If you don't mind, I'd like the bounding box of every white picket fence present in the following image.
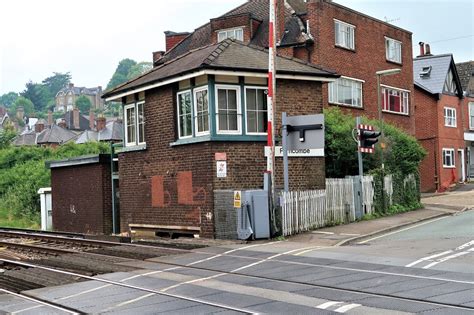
[281,176,374,236]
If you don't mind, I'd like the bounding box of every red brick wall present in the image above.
[415,88,465,191]
[304,0,415,135]
[51,162,111,234]
[118,79,325,238]
[166,34,189,52]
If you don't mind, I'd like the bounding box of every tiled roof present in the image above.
[103,39,338,98]
[37,125,77,144]
[413,54,456,95]
[75,120,123,144]
[158,0,307,64]
[13,131,37,146]
[456,61,474,95]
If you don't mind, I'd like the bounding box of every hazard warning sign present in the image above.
[233,191,241,208]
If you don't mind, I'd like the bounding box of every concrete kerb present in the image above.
[334,211,455,247]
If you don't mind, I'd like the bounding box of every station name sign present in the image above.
[265,146,324,157]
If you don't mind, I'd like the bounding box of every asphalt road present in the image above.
[0,211,472,314]
[297,210,474,274]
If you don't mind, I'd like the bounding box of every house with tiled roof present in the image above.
[155,0,415,134]
[414,45,464,192]
[456,60,474,180]
[103,38,339,238]
[55,83,104,112]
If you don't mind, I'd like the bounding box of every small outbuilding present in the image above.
[47,154,113,234]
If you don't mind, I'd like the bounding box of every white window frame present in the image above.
[442,148,455,168]
[334,19,355,50]
[215,84,241,135]
[469,102,474,130]
[381,85,410,115]
[193,86,210,136]
[444,107,457,128]
[176,90,193,139]
[124,102,146,147]
[244,86,268,135]
[385,37,402,64]
[137,101,146,145]
[217,27,244,42]
[124,103,136,147]
[328,76,364,108]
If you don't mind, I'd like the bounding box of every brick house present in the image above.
[456,61,474,179]
[103,39,338,237]
[157,0,415,134]
[55,83,104,112]
[414,46,464,192]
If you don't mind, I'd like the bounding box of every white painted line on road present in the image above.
[422,251,470,269]
[456,240,474,251]
[334,303,361,313]
[100,292,156,313]
[358,216,448,244]
[340,233,360,236]
[312,231,335,235]
[405,250,453,267]
[317,301,343,309]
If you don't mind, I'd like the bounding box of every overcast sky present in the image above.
[0,0,472,95]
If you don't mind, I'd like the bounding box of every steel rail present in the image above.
[0,259,257,314]
[0,241,78,255]
[0,288,84,314]
[141,259,474,312]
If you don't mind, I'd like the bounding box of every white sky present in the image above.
[0,0,472,95]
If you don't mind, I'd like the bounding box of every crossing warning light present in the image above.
[358,124,381,154]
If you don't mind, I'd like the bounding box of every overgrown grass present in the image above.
[361,202,424,221]
[0,142,111,228]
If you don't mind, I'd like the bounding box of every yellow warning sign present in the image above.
[233,191,241,208]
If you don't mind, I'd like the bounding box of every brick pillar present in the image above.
[89,111,95,130]
[73,108,80,130]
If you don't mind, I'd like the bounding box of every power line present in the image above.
[430,34,473,43]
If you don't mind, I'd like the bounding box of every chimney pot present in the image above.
[425,43,431,56]
[418,42,425,56]
[58,119,67,129]
[68,83,74,89]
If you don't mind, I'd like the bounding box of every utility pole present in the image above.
[267,0,277,230]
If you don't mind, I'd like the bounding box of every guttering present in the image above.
[104,69,338,102]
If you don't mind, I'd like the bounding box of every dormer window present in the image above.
[420,66,432,77]
[217,27,243,42]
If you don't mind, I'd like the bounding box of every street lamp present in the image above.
[376,68,401,212]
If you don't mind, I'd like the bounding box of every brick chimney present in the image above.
[164,31,190,51]
[96,116,106,132]
[68,83,74,89]
[58,119,67,129]
[35,120,45,133]
[89,111,95,130]
[73,108,80,130]
[277,0,286,45]
[47,110,53,126]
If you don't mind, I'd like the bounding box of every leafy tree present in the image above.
[75,95,92,114]
[127,62,152,80]
[11,97,34,116]
[0,127,16,149]
[42,72,71,97]
[324,107,425,178]
[106,58,137,90]
[0,92,19,108]
[20,81,51,112]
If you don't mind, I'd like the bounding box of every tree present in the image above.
[11,97,34,116]
[127,62,152,80]
[20,81,51,112]
[324,107,425,178]
[42,72,71,97]
[106,58,137,90]
[0,92,19,108]
[75,95,92,114]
